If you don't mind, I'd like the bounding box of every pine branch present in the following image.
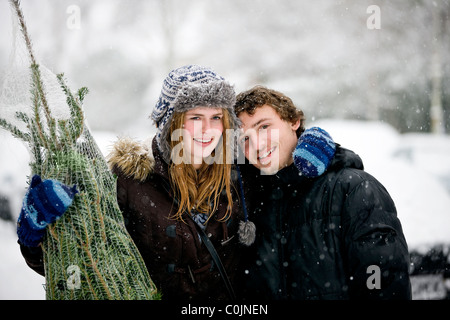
[30,64,60,151]
[0,117,29,142]
[56,73,85,143]
[9,0,36,66]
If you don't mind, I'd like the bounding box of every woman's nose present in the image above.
[202,119,211,132]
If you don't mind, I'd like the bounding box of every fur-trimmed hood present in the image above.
[107,136,156,183]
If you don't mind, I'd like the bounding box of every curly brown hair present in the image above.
[234,85,306,137]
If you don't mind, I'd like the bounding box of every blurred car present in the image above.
[0,193,12,222]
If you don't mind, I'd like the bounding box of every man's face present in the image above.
[238,104,300,175]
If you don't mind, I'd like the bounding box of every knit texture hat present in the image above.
[151,65,239,163]
[17,174,78,247]
[293,127,336,177]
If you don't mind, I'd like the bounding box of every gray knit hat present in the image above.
[151,65,239,163]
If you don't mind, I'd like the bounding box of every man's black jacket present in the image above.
[238,145,412,300]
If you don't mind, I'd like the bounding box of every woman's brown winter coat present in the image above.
[108,136,245,300]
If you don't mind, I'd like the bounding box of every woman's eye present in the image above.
[212,116,222,120]
[240,136,249,144]
[260,124,269,130]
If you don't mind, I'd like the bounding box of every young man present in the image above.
[235,86,411,300]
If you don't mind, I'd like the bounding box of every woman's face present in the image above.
[182,107,224,169]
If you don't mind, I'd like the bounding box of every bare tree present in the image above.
[430,1,446,134]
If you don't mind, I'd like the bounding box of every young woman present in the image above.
[106,65,246,300]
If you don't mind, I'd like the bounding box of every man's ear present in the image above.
[291,119,301,131]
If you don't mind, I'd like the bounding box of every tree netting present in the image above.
[0,0,160,300]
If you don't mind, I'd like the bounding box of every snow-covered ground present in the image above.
[1,119,450,299]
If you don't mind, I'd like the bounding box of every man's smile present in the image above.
[257,146,277,164]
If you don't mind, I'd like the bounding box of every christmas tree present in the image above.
[0,0,160,300]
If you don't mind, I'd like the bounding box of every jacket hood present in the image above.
[107,136,158,182]
[329,144,364,172]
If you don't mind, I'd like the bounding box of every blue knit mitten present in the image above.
[293,127,336,177]
[17,175,78,247]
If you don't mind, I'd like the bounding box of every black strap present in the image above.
[159,178,236,299]
[188,214,236,300]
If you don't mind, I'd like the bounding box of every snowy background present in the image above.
[0,0,449,300]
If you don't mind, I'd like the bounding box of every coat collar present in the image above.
[107,135,161,182]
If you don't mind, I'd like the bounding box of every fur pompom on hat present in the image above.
[150,65,239,163]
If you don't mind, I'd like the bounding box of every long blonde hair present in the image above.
[167,109,234,222]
